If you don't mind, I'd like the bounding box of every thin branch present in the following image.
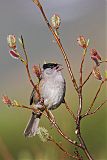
[20,36,35,87]
[80,48,87,87]
[49,137,80,160]
[64,100,76,120]
[82,99,107,118]
[7,101,82,149]
[99,60,107,64]
[20,35,40,98]
[82,79,106,117]
[81,71,93,88]
[76,48,94,160]
[77,49,87,123]
[76,131,94,160]
[33,0,79,93]
[44,110,82,149]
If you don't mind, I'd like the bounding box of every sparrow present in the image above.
[24,63,66,137]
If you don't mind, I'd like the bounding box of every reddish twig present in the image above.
[75,48,94,160]
[49,137,80,160]
[6,100,82,149]
[82,99,107,118]
[99,60,107,64]
[32,0,78,93]
[81,71,93,88]
[44,110,82,149]
[77,48,87,123]
[82,79,106,117]
[64,100,76,120]
[20,35,35,88]
[20,35,40,98]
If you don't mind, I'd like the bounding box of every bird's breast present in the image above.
[39,76,65,110]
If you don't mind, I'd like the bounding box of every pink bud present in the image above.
[33,65,42,80]
[2,96,12,106]
[91,49,102,66]
[91,49,101,60]
[9,50,19,59]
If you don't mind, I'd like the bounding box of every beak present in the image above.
[55,64,63,71]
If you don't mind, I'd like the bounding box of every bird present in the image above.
[24,62,66,137]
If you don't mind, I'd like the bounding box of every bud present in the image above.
[93,67,102,80]
[77,36,87,49]
[2,95,12,106]
[37,127,50,142]
[9,50,19,59]
[13,100,19,106]
[33,0,40,6]
[7,35,16,49]
[75,129,79,135]
[51,14,61,30]
[91,49,101,60]
[33,65,42,80]
[91,49,101,66]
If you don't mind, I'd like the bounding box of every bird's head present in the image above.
[42,63,63,78]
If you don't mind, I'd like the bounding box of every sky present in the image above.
[0,0,106,94]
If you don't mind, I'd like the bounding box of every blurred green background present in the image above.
[0,0,106,160]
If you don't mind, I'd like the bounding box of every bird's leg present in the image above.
[39,97,56,125]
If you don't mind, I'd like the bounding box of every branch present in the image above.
[2,95,83,149]
[82,79,106,117]
[99,60,107,64]
[64,100,76,120]
[49,138,81,160]
[32,0,79,93]
[82,99,107,118]
[44,109,82,149]
[81,59,107,88]
[77,48,87,123]
[20,35,40,98]
[81,71,93,88]
[75,47,94,160]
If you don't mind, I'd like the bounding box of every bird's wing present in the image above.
[30,86,40,105]
[30,88,35,105]
[62,79,66,103]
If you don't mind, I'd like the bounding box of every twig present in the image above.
[77,48,87,123]
[32,0,79,93]
[81,71,93,88]
[82,59,107,88]
[9,101,82,149]
[49,137,81,160]
[99,60,107,64]
[82,99,107,118]
[44,110,82,149]
[76,47,94,160]
[64,100,76,120]
[20,36,35,87]
[80,48,87,87]
[82,79,106,117]
[20,35,40,98]
[76,130,94,160]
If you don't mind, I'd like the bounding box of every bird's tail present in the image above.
[24,112,42,137]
